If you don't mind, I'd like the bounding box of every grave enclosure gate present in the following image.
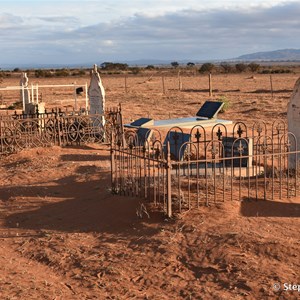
[111,121,299,217]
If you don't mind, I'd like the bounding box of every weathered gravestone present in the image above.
[88,64,105,125]
[20,73,46,115]
[20,72,31,113]
[287,77,300,169]
[27,101,46,115]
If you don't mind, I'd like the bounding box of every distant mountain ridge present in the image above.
[2,49,300,69]
[236,49,300,61]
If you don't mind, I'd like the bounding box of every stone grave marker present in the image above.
[287,77,300,169]
[20,72,31,113]
[88,64,105,125]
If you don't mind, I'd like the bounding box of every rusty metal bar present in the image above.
[166,142,172,217]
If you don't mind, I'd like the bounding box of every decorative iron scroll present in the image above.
[0,106,123,155]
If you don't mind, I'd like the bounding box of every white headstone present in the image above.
[287,77,300,168]
[20,72,31,109]
[88,64,105,116]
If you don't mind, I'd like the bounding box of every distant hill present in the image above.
[3,49,300,70]
[236,49,300,61]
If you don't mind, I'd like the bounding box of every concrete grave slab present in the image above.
[125,100,232,129]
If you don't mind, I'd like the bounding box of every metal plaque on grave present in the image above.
[222,137,253,167]
[129,118,154,128]
[136,128,153,146]
[164,131,190,161]
[196,101,224,119]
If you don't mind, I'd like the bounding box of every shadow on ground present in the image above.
[240,197,300,217]
[249,89,293,94]
[2,170,163,237]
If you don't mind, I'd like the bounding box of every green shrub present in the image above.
[7,101,23,110]
[217,95,230,113]
[145,65,155,70]
[187,62,195,67]
[171,61,179,68]
[259,69,293,74]
[199,63,215,73]
[248,63,260,72]
[35,69,53,78]
[100,62,128,71]
[71,69,86,76]
[55,68,70,77]
[235,63,247,73]
[129,67,140,75]
[259,70,271,74]
[220,63,234,73]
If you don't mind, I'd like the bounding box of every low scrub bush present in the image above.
[217,95,230,113]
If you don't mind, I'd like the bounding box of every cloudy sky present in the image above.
[0,0,299,66]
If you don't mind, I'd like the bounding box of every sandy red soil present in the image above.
[0,73,300,299]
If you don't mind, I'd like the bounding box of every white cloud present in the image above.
[102,40,114,46]
[0,13,23,29]
[0,1,299,64]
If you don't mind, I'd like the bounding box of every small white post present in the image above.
[162,76,165,94]
[31,84,34,103]
[36,83,39,103]
[270,75,274,99]
[85,82,88,113]
[21,83,25,112]
[74,85,77,111]
[209,73,213,97]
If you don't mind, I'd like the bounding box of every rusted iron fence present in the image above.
[111,120,299,217]
[0,106,123,156]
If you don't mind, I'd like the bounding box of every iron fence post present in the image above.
[111,132,115,193]
[0,120,2,155]
[166,141,172,217]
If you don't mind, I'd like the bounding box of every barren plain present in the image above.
[0,72,299,299]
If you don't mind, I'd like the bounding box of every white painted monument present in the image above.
[287,77,300,169]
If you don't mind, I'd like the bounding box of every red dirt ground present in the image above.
[0,73,300,299]
[0,145,299,299]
